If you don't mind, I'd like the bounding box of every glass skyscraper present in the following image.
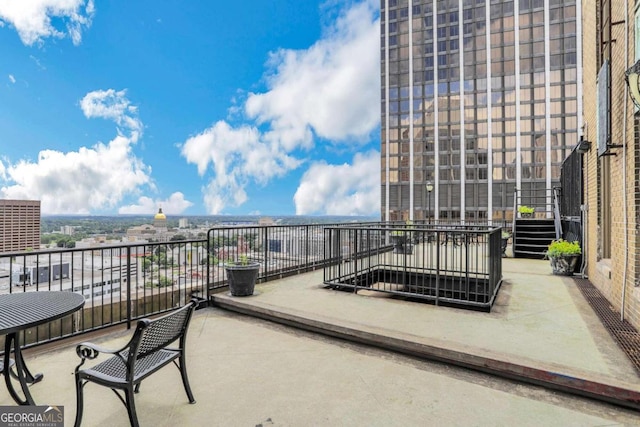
[381,0,582,223]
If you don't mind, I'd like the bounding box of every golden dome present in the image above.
[154,208,166,220]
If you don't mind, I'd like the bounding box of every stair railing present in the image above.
[512,188,519,254]
[552,187,562,240]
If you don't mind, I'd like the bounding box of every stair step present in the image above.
[513,216,558,259]
[514,249,548,254]
[515,242,551,247]
[513,250,547,259]
[515,239,553,245]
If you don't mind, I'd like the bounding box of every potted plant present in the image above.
[390,230,412,254]
[225,255,260,296]
[547,239,581,276]
[518,205,535,218]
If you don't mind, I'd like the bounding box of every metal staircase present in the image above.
[512,218,556,259]
[511,187,560,259]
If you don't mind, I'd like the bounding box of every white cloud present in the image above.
[0,89,153,215]
[180,121,301,214]
[294,150,380,216]
[182,0,380,214]
[118,192,193,215]
[0,0,95,46]
[8,74,15,83]
[29,55,46,70]
[245,0,380,150]
[0,136,151,214]
[80,89,143,141]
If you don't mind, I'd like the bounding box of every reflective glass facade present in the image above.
[381,0,581,222]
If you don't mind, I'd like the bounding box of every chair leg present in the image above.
[178,355,196,403]
[124,386,140,427]
[74,375,84,427]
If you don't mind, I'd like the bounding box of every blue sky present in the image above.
[0,0,380,216]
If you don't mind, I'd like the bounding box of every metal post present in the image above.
[426,182,434,242]
[426,182,433,225]
[126,246,132,329]
[263,226,269,279]
[435,230,440,306]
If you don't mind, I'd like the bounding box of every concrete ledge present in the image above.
[212,294,640,411]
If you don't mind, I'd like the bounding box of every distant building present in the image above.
[126,224,162,240]
[153,208,168,231]
[259,217,275,226]
[0,199,41,253]
[179,218,189,228]
[126,208,172,242]
[60,225,75,235]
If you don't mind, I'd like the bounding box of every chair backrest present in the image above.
[131,299,197,360]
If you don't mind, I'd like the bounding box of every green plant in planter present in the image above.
[547,239,581,276]
[518,205,535,216]
[547,239,581,257]
[230,254,251,265]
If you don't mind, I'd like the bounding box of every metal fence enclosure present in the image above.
[323,225,503,311]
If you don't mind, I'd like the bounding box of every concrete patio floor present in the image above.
[212,257,640,408]
[2,257,640,426]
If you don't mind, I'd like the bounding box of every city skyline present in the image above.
[0,0,381,217]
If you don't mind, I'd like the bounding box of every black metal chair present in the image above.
[74,299,198,427]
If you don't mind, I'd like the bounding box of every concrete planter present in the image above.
[501,238,509,257]
[549,255,579,276]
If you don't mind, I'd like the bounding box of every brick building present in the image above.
[582,0,640,329]
[0,199,41,253]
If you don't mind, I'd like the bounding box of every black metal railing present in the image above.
[514,187,555,218]
[1,222,382,351]
[553,187,562,239]
[558,147,584,248]
[0,220,505,351]
[560,147,583,220]
[0,240,207,350]
[205,222,380,294]
[323,224,503,311]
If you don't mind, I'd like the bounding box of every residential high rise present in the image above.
[0,199,41,253]
[381,0,581,223]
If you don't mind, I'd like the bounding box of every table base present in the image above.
[4,333,44,405]
[0,358,15,374]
